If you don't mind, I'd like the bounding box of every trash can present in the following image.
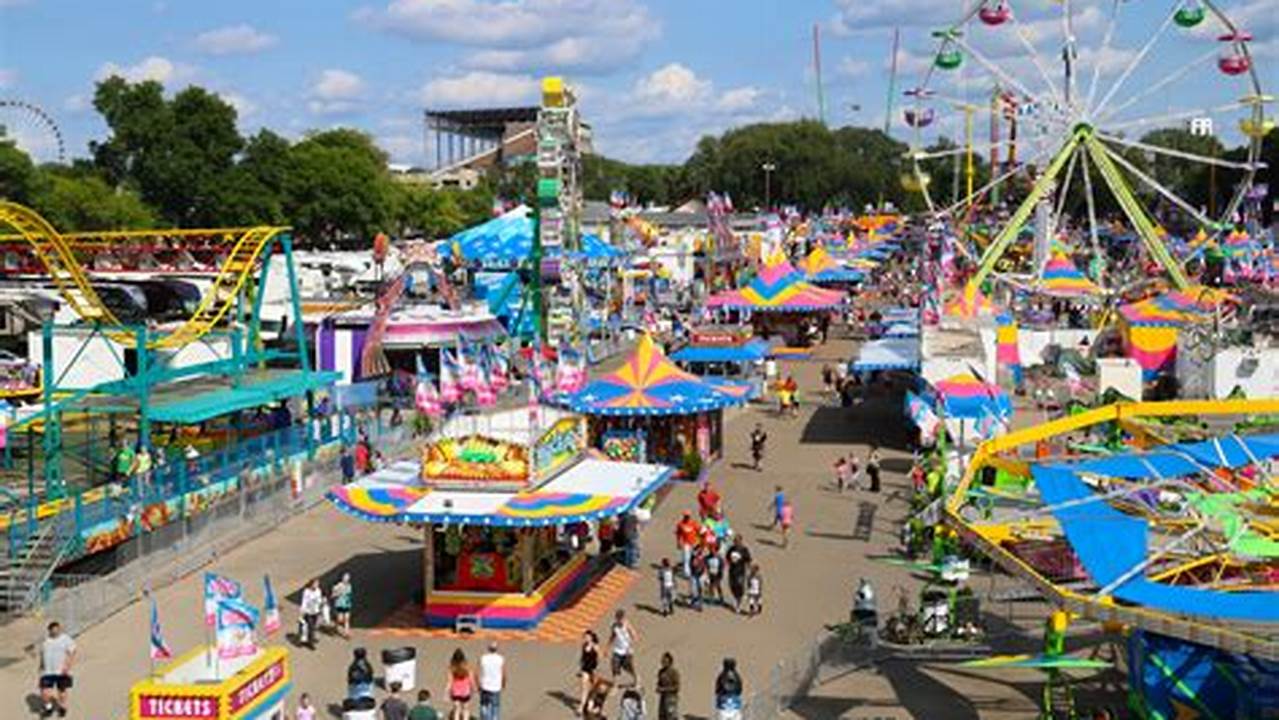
[341,696,377,720]
[382,646,417,692]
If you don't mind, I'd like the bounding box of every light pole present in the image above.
[761,161,777,210]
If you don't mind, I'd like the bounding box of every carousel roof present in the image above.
[562,334,752,416]
[327,458,672,527]
[706,254,845,312]
[932,373,1012,420]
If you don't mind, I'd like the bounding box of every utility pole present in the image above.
[813,23,827,126]
[884,28,900,136]
[762,162,777,210]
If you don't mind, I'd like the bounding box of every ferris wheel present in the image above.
[902,0,1270,292]
[0,99,66,164]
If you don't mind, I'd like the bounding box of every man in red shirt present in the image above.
[675,512,700,580]
[697,481,721,520]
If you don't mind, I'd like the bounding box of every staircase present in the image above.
[0,515,75,618]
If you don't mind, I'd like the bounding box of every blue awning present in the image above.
[852,338,920,371]
[670,338,771,363]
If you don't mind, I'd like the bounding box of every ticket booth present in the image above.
[130,646,291,720]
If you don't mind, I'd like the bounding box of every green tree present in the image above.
[31,166,157,230]
[90,78,245,226]
[0,138,39,204]
[283,128,394,243]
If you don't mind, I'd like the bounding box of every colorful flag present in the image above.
[439,349,462,403]
[905,391,941,441]
[149,598,173,661]
[215,598,260,660]
[204,573,243,627]
[262,575,280,636]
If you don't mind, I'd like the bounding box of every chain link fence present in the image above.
[739,630,853,720]
[36,422,417,637]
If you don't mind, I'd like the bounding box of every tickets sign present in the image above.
[135,695,219,719]
[228,657,286,714]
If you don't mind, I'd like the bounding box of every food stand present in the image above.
[130,646,291,720]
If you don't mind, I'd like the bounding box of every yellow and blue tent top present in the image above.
[1037,252,1101,298]
[327,458,673,527]
[1119,287,1234,327]
[563,334,751,416]
[798,246,864,283]
[944,282,996,318]
[706,253,845,312]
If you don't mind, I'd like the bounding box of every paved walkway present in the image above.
[0,330,1052,719]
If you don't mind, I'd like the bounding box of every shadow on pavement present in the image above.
[799,403,913,451]
[284,547,420,630]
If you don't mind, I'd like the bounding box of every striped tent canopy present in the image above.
[933,373,1012,419]
[944,282,996,318]
[562,334,751,416]
[1119,287,1235,327]
[1037,252,1101,298]
[706,253,845,312]
[798,246,864,284]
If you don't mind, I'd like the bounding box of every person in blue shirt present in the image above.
[714,657,743,720]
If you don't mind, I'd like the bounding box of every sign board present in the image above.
[689,326,752,347]
[533,417,585,481]
[131,646,291,720]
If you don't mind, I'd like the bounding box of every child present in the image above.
[704,548,724,605]
[833,456,849,493]
[658,558,676,616]
[848,454,862,491]
[745,564,763,616]
[780,500,794,548]
[619,685,647,720]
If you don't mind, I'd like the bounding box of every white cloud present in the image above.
[837,57,869,78]
[378,134,422,164]
[0,69,15,88]
[717,86,761,112]
[308,69,365,114]
[633,63,712,106]
[194,24,278,55]
[417,71,538,107]
[64,94,89,112]
[357,0,659,73]
[832,0,964,32]
[96,56,192,84]
[223,92,258,118]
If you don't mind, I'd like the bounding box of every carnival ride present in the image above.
[0,202,332,613]
[945,398,1279,672]
[904,0,1269,296]
[0,99,66,164]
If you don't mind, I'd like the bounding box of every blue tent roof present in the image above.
[852,338,920,372]
[445,212,623,266]
[670,338,771,363]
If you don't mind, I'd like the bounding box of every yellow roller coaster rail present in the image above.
[0,202,287,349]
[946,398,1279,661]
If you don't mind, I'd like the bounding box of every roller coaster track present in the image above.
[0,202,287,349]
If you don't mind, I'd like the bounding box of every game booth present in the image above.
[561,334,752,466]
[670,326,770,388]
[130,646,291,720]
[327,407,673,629]
[705,253,845,346]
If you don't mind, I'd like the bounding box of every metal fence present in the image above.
[739,631,852,720]
[34,421,418,637]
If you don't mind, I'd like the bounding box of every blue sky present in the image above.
[0,0,1274,167]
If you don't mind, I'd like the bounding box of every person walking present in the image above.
[382,682,410,720]
[38,621,76,718]
[658,558,676,616]
[833,456,849,492]
[577,630,600,716]
[300,579,324,649]
[687,548,705,611]
[409,690,439,720]
[674,512,699,580]
[295,692,318,720]
[347,647,375,699]
[446,648,475,720]
[705,546,725,605]
[609,609,639,688]
[477,642,505,720]
[340,445,356,484]
[583,679,612,720]
[768,486,786,530]
[714,658,744,720]
[655,652,680,720]
[780,499,794,549]
[848,453,862,491]
[725,536,752,614]
[749,424,767,471]
[867,446,882,493]
[331,573,353,639]
[745,564,763,616]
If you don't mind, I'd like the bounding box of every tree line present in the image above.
[0,77,494,242]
